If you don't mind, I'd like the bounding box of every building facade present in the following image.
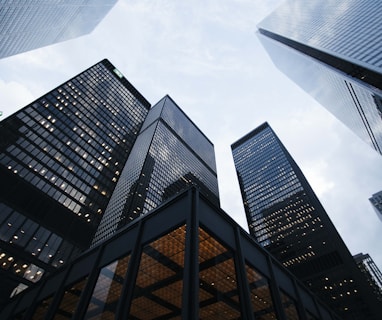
[231,122,382,319]
[0,59,150,304]
[1,188,340,320]
[354,253,382,303]
[0,0,117,59]
[92,95,219,245]
[369,190,382,222]
[257,0,382,156]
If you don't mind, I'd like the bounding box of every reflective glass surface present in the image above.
[198,227,241,319]
[55,277,88,319]
[258,0,382,73]
[0,0,117,58]
[32,295,54,319]
[129,225,186,319]
[245,263,276,319]
[280,291,300,320]
[0,59,149,299]
[85,254,131,319]
[94,96,218,244]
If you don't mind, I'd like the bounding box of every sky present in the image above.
[1,0,381,270]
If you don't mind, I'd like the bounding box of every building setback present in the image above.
[257,0,382,156]
[231,122,382,319]
[0,59,150,304]
[0,0,117,59]
[92,95,220,245]
[0,188,341,320]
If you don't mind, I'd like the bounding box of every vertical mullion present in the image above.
[181,188,199,319]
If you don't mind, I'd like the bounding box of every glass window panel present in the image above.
[306,310,319,320]
[245,263,277,319]
[85,254,130,319]
[32,295,54,319]
[280,290,301,320]
[198,228,241,319]
[54,277,88,319]
[129,225,186,319]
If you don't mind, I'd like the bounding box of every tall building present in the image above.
[1,188,340,320]
[354,253,382,303]
[369,190,382,222]
[0,59,150,304]
[92,95,219,245]
[0,0,117,59]
[257,0,382,156]
[231,122,382,319]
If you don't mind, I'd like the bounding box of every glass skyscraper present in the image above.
[257,0,382,155]
[0,0,117,59]
[354,253,382,303]
[369,190,382,222]
[93,95,219,245]
[231,122,382,319]
[0,59,150,304]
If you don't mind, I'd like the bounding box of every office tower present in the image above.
[0,0,117,59]
[257,0,382,156]
[93,95,219,245]
[1,188,340,320]
[354,253,382,302]
[369,191,382,222]
[0,59,150,304]
[231,122,382,319]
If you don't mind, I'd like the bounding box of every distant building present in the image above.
[0,188,340,320]
[92,95,219,245]
[354,253,382,302]
[0,59,150,304]
[369,190,382,222]
[0,0,117,59]
[231,122,382,319]
[257,0,382,156]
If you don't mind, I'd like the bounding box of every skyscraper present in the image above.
[257,0,382,156]
[93,95,219,245]
[1,188,339,320]
[0,0,117,59]
[0,59,150,304]
[354,253,382,303]
[369,190,382,222]
[231,122,382,319]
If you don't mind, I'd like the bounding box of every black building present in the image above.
[353,253,382,303]
[92,95,219,245]
[0,59,150,303]
[1,188,340,320]
[231,122,382,319]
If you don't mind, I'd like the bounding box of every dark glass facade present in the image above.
[231,123,382,319]
[93,95,219,245]
[369,191,382,222]
[0,188,340,320]
[257,0,382,156]
[0,0,117,59]
[353,253,382,303]
[0,59,150,303]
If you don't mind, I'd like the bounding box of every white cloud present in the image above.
[1,0,381,271]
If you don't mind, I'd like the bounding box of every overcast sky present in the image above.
[1,0,381,269]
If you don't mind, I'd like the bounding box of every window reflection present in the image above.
[32,295,54,319]
[129,225,186,319]
[280,290,300,320]
[245,263,277,319]
[198,227,241,319]
[85,254,130,319]
[54,277,88,319]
